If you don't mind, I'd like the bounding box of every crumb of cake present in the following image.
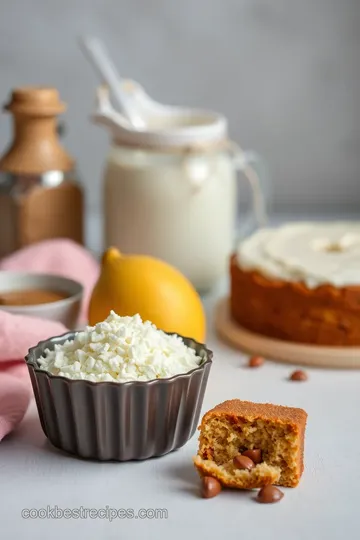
[194,399,307,488]
[194,456,280,489]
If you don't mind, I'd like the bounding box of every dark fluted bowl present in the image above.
[25,331,213,461]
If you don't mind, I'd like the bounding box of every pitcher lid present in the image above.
[93,84,228,150]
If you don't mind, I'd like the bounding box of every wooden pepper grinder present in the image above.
[0,87,84,258]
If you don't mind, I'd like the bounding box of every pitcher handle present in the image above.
[229,142,271,241]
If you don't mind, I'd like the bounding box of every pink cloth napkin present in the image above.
[0,239,100,441]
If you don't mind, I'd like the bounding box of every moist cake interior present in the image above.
[196,414,302,488]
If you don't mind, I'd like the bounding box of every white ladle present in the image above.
[78,36,146,129]
[79,35,217,132]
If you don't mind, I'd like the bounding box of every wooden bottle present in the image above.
[0,87,84,257]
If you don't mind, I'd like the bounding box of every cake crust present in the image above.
[230,254,360,346]
[203,399,307,425]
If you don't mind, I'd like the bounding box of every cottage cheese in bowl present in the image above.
[38,311,202,382]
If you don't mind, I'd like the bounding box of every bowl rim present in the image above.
[25,330,213,387]
[0,271,83,310]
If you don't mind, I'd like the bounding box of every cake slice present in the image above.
[194,399,307,488]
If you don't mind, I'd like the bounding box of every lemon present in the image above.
[89,247,206,342]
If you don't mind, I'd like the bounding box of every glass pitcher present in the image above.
[94,84,270,291]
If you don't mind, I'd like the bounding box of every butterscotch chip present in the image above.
[193,399,307,488]
[202,476,221,499]
[257,485,284,504]
[242,448,262,464]
[290,370,308,382]
[233,454,254,471]
[248,356,264,368]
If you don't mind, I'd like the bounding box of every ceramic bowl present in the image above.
[26,331,213,461]
[0,272,83,329]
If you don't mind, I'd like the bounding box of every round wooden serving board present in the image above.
[214,297,360,369]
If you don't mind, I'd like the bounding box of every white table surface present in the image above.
[1,214,360,540]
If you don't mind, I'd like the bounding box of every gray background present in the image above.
[0,0,359,214]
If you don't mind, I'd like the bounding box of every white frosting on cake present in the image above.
[236,222,360,288]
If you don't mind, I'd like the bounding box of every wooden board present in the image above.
[214,297,360,369]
